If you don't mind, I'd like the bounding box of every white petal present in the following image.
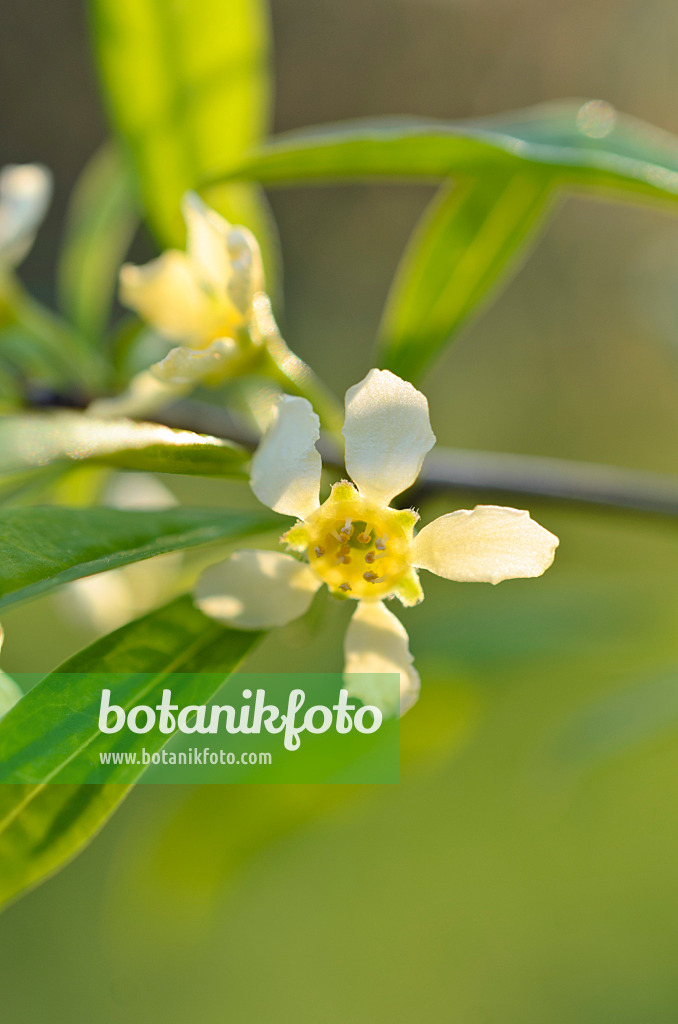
[0,163,52,268]
[194,550,321,629]
[411,505,559,584]
[0,671,22,718]
[342,369,436,505]
[182,192,264,316]
[182,192,232,295]
[88,369,190,420]
[0,625,22,718]
[344,600,420,717]
[250,395,322,518]
[150,338,239,384]
[119,252,218,342]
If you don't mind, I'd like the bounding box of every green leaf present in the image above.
[218,108,678,207]
[87,0,275,263]
[379,170,554,380]
[0,505,277,609]
[0,412,250,480]
[57,143,138,344]
[0,596,262,910]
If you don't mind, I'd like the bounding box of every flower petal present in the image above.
[250,395,322,518]
[183,192,263,317]
[182,192,233,295]
[0,626,22,718]
[88,369,190,420]
[342,369,436,505]
[344,600,420,717]
[411,505,559,584]
[120,251,217,342]
[150,338,239,385]
[194,550,321,629]
[0,163,52,268]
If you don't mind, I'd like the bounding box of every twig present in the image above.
[160,399,678,518]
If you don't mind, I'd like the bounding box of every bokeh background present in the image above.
[3,0,678,1021]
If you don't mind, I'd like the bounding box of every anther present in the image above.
[357,529,372,544]
[339,518,353,538]
[336,554,351,564]
[314,546,325,558]
[363,571,380,583]
[375,536,388,550]
[338,582,352,592]
[365,551,376,564]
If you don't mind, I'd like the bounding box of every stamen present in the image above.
[375,536,388,550]
[357,528,372,544]
[364,551,376,564]
[363,571,380,583]
[336,554,351,564]
[339,518,353,538]
[338,582,352,592]
[314,546,325,558]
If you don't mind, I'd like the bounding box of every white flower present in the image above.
[0,163,52,272]
[0,625,22,718]
[194,369,559,716]
[90,192,265,418]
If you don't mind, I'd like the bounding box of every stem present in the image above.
[407,447,678,517]
[160,400,678,519]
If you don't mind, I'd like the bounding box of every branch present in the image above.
[161,399,678,518]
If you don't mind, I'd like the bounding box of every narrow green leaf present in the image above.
[57,143,138,343]
[0,506,277,609]
[379,170,554,380]
[218,110,678,208]
[87,0,274,261]
[0,412,250,480]
[0,596,262,910]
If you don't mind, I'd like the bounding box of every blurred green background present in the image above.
[4,0,678,1021]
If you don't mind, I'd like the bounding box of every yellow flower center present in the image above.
[304,495,411,600]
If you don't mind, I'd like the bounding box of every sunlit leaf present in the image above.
[379,170,554,380]
[88,0,275,267]
[0,412,250,480]
[57,143,138,344]
[0,505,277,609]
[217,107,678,207]
[0,596,262,910]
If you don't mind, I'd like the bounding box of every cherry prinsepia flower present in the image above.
[194,369,559,716]
[90,192,265,417]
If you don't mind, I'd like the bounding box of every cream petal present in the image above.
[194,550,321,629]
[182,192,263,318]
[343,600,420,717]
[0,163,52,268]
[225,225,264,316]
[88,369,190,420]
[150,338,239,384]
[0,671,22,718]
[182,192,232,296]
[119,252,217,342]
[0,625,21,718]
[250,395,322,518]
[342,369,436,505]
[411,505,559,584]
